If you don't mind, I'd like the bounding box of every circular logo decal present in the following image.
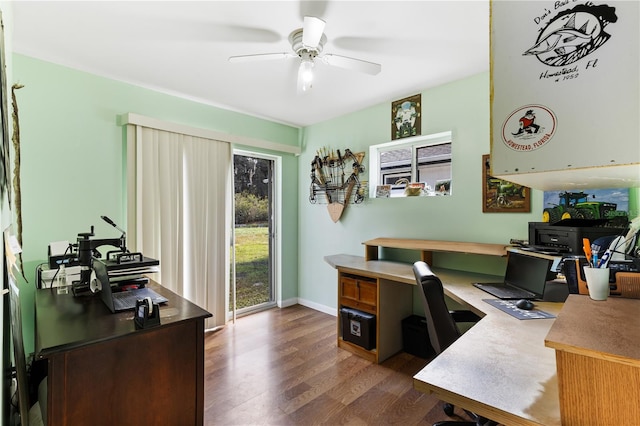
[501,105,557,151]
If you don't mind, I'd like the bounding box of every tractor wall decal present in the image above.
[542,191,629,227]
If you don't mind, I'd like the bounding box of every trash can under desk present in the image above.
[340,307,376,350]
[402,315,434,359]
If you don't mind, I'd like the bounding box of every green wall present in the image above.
[10,55,640,353]
[297,73,640,314]
[12,54,300,354]
[298,73,537,311]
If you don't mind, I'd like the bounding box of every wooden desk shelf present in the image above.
[363,237,508,263]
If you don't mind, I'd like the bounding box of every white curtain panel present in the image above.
[136,127,231,329]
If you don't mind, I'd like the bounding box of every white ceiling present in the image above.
[11,1,490,128]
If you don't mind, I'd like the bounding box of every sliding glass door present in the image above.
[230,151,277,318]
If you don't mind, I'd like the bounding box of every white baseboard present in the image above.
[296,298,337,317]
[278,297,299,308]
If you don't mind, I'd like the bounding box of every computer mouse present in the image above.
[515,299,535,310]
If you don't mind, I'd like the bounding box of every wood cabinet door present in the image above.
[340,276,359,302]
[47,320,202,425]
[357,280,377,307]
[340,274,377,314]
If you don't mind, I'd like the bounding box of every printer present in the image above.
[528,221,627,255]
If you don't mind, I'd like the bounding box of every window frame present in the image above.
[368,131,452,198]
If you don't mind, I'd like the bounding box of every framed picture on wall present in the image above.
[482,154,530,213]
[375,185,391,198]
[391,94,421,140]
[435,179,451,195]
[542,188,629,226]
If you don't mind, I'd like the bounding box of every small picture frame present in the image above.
[482,154,530,212]
[435,179,451,195]
[391,94,421,140]
[375,185,391,198]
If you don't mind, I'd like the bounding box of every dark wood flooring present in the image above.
[203,304,474,425]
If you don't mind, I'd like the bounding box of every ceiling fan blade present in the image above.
[322,54,382,75]
[133,19,282,43]
[298,0,329,21]
[332,36,400,54]
[302,16,326,48]
[229,53,293,63]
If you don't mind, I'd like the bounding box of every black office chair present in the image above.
[413,261,497,426]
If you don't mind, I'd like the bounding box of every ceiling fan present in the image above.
[228,16,382,94]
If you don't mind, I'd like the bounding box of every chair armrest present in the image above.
[449,310,481,323]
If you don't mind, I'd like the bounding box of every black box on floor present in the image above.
[401,315,434,359]
[340,307,376,350]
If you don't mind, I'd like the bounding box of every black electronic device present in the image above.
[563,256,640,295]
[93,259,167,313]
[103,251,159,271]
[609,259,640,278]
[47,250,76,269]
[515,299,535,310]
[528,222,627,255]
[473,251,553,300]
[47,240,79,269]
[75,216,128,293]
[562,256,587,294]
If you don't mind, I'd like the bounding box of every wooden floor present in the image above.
[203,304,474,425]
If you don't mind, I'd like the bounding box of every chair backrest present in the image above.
[413,261,461,355]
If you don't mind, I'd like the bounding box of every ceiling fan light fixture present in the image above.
[297,56,315,93]
[289,29,326,56]
[229,16,382,94]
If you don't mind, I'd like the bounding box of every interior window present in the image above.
[369,131,452,198]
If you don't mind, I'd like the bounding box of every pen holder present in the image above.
[134,297,161,329]
[583,267,610,301]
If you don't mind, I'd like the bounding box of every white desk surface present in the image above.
[325,253,563,426]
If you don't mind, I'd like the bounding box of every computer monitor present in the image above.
[504,251,553,299]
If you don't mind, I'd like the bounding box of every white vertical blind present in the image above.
[131,126,231,329]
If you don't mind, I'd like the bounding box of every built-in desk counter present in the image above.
[325,238,509,363]
[326,238,564,425]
